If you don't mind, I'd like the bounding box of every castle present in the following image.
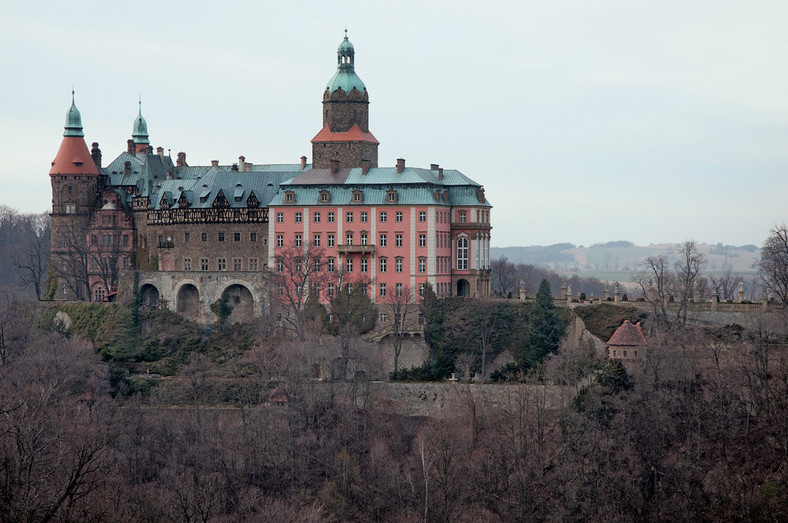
[48,33,492,323]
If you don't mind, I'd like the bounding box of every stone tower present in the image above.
[311,31,379,169]
[49,92,101,299]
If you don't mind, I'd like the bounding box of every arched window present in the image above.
[457,237,469,270]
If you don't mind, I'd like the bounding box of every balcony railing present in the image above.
[337,244,376,254]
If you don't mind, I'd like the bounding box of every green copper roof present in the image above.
[326,31,366,94]
[63,91,84,137]
[132,100,149,145]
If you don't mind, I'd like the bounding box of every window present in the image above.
[67,185,73,195]
[361,259,368,272]
[233,258,242,271]
[313,234,321,247]
[95,287,105,302]
[419,234,426,247]
[122,256,130,269]
[314,258,321,272]
[395,234,403,247]
[313,212,321,223]
[249,258,258,271]
[313,282,321,294]
[353,191,362,202]
[379,283,387,297]
[218,258,226,271]
[360,212,368,223]
[459,211,467,223]
[295,234,302,247]
[419,283,425,297]
[396,283,403,297]
[418,258,426,273]
[379,312,387,322]
[346,211,353,223]
[380,211,387,222]
[184,258,191,271]
[396,211,403,222]
[276,234,284,247]
[328,283,335,297]
[65,204,75,214]
[250,232,257,242]
[395,257,403,273]
[346,258,353,272]
[328,258,335,272]
[218,232,225,242]
[295,260,302,272]
[276,260,284,272]
[276,212,284,223]
[285,192,294,203]
[361,233,368,245]
[328,212,335,223]
[327,234,335,247]
[91,234,98,246]
[234,232,241,242]
[295,212,302,223]
[379,257,387,272]
[379,234,387,247]
[387,191,397,202]
[457,237,469,270]
[200,258,209,271]
[277,283,283,295]
[346,233,353,245]
[320,191,330,202]
[184,232,190,242]
[419,211,426,222]
[201,232,207,242]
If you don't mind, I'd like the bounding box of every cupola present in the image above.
[132,99,150,151]
[63,91,84,137]
[326,30,367,94]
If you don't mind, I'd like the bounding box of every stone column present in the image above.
[711,291,718,311]
[738,282,744,303]
[519,280,526,302]
[614,282,620,304]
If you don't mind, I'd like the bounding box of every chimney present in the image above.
[361,159,371,175]
[231,163,239,172]
[211,160,219,167]
[244,162,253,172]
[430,163,439,171]
[238,155,245,172]
[91,142,102,168]
[124,161,131,176]
[145,145,154,154]
[438,168,444,180]
[127,139,136,154]
[396,158,405,173]
[300,155,307,169]
[156,146,164,159]
[176,152,187,167]
[330,159,340,174]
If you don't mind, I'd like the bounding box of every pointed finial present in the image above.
[71,86,75,103]
[344,27,348,39]
[138,95,142,114]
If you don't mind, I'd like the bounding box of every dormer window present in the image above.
[352,189,364,203]
[386,189,398,203]
[319,190,331,203]
[285,191,296,204]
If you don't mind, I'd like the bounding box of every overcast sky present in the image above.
[1,0,786,248]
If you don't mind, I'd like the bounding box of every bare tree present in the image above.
[708,269,741,301]
[12,213,50,301]
[379,286,420,374]
[757,223,788,303]
[491,255,517,297]
[634,254,671,328]
[272,242,330,340]
[674,240,706,324]
[329,277,376,379]
[51,219,91,301]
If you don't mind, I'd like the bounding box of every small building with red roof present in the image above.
[606,320,648,361]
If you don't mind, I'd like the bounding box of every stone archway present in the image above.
[457,279,470,297]
[140,284,160,309]
[176,283,201,321]
[221,284,254,324]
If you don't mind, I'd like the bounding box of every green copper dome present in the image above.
[326,31,366,94]
[132,100,149,145]
[63,91,84,138]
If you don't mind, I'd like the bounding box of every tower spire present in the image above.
[132,96,150,149]
[63,89,84,137]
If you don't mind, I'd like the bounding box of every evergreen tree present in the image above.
[519,279,566,369]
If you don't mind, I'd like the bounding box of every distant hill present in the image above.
[491,242,760,277]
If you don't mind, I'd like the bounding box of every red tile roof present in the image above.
[607,320,648,346]
[311,123,379,144]
[49,137,100,176]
